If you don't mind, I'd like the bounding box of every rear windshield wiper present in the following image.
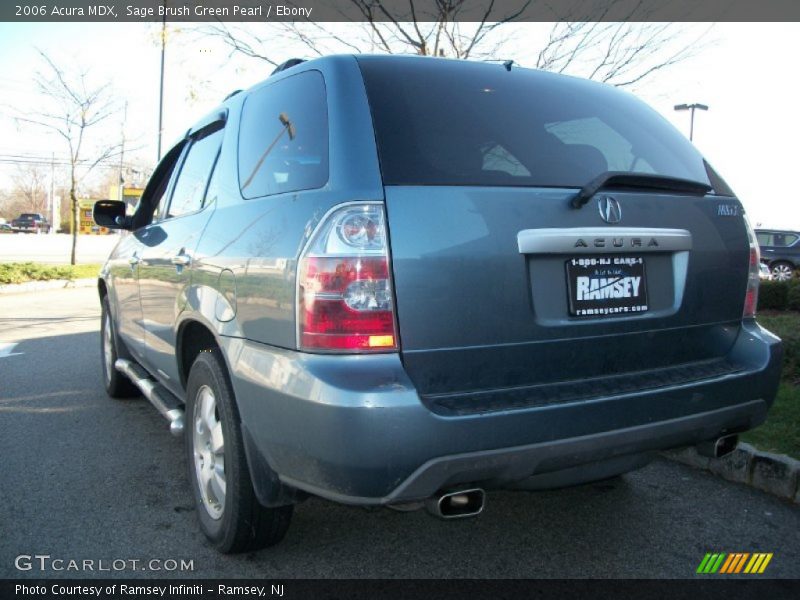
[571,171,713,209]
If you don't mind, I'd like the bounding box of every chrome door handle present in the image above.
[171,254,191,267]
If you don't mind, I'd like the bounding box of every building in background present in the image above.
[78,185,144,234]
[109,184,145,213]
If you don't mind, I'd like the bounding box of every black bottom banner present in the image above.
[3,579,800,600]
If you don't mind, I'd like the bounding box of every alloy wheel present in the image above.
[103,312,114,384]
[771,263,794,282]
[193,385,226,520]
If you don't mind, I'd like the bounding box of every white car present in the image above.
[759,262,772,281]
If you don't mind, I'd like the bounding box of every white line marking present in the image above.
[0,342,23,358]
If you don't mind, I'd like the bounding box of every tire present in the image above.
[185,349,292,553]
[100,296,139,398]
[770,262,795,282]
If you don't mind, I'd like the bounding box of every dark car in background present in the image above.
[755,229,799,281]
[11,212,50,233]
[93,55,783,553]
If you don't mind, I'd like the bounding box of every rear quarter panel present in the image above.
[188,56,385,350]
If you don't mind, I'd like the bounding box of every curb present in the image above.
[662,443,800,504]
[0,277,96,295]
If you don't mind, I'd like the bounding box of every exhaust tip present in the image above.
[697,434,738,458]
[425,488,485,520]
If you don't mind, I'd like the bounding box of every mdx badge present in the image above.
[598,196,622,224]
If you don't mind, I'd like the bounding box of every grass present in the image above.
[0,262,100,285]
[741,383,800,458]
[740,311,800,458]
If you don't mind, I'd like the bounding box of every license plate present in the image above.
[566,256,649,317]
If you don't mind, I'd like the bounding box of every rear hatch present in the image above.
[357,56,750,410]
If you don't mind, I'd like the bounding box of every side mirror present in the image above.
[93,200,129,230]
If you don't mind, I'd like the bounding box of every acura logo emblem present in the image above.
[598,196,622,224]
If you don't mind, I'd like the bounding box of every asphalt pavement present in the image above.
[1,287,799,579]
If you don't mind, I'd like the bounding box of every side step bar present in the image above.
[115,359,185,437]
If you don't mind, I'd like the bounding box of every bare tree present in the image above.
[533,20,709,87]
[206,1,531,65]
[10,164,49,215]
[204,0,708,88]
[0,189,30,222]
[16,51,120,264]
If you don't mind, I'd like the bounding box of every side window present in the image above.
[167,128,224,219]
[772,233,798,247]
[756,233,772,246]
[238,70,328,199]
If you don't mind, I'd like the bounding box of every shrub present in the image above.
[788,281,800,312]
[759,280,790,311]
[0,262,98,284]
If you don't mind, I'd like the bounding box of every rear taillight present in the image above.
[743,215,760,318]
[297,202,397,352]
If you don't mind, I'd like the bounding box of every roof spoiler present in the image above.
[271,58,306,76]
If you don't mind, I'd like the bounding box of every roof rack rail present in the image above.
[271,58,306,76]
[224,90,242,101]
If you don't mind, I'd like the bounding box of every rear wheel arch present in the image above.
[177,319,223,391]
[768,259,796,267]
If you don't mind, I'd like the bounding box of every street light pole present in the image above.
[157,2,167,161]
[674,103,709,141]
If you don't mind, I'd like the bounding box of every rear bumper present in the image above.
[223,320,782,506]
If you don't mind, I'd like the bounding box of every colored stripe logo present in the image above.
[697,553,773,574]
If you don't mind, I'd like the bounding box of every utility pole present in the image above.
[119,101,127,201]
[49,151,56,234]
[674,103,709,141]
[157,2,167,161]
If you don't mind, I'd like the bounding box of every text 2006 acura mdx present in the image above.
[94,55,783,553]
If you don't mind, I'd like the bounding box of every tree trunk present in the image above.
[70,188,78,265]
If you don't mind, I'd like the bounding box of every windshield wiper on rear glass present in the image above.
[571,171,713,209]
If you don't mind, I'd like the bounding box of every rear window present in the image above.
[358,57,713,189]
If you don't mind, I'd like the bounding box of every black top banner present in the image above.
[3,0,800,23]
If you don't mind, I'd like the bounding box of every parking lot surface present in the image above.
[0,233,118,264]
[1,287,799,579]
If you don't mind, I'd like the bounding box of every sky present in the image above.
[0,21,798,229]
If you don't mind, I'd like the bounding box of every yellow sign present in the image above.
[77,186,144,234]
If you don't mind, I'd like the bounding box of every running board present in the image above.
[114,359,185,437]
